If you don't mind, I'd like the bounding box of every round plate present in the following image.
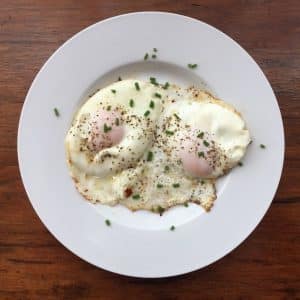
[18,12,284,278]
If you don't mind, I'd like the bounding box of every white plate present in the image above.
[18,12,284,278]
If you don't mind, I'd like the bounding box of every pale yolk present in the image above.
[179,137,213,177]
[88,109,124,151]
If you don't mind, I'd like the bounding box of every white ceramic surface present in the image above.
[18,12,284,278]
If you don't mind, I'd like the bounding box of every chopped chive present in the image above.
[184,202,189,207]
[154,92,161,98]
[188,63,198,69]
[165,130,174,136]
[118,76,122,81]
[197,132,204,139]
[150,77,158,86]
[144,53,149,60]
[153,47,157,52]
[149,100,155,109]
[152,54,157,59]
[260,144,266,149]
[203,140,209,147]
[147,151,153,161]
[198,151,204,158]
[111,89,116,94]
[107,105,111,111]
[157,206,165,215]
[201,180,205,185]
[172,183,180,188]
[174,113,181,120]
[103,123,112,133]
[132,194,140,200]
[162,82,170,90]
[170,225,175,231]
[144,110,150,117]
[105,219,111,226]
[115,118,120,126]
[164,166,170,172]
[134,82,140,91]
[157,183,163,188]
[238,162,243,166]
[53,108,60,117]
[129,99,134,107]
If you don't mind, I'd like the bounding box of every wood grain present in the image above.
[0,0,299,299]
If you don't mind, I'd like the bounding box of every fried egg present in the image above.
[65,79,250,213]
[157,85,251,179]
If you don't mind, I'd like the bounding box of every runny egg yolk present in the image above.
[179,135,213,177]
[87,109,124,151]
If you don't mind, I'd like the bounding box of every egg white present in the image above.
[65,80,250,213]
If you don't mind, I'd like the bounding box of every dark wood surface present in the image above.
[1,0,299,299]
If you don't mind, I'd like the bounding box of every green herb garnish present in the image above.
[154,92,161,98]
[152,54,157,59]
[118,76,122,81]
[157,183,163,188]
[197,132,204,139]
[147,151,153,161]
[174,113,181,121]
[184,203,189,207]
[203,140,209,147]
[107,105,111,111]
[157,206,165,215]
[164,166,170,172]
[170,225,175,231]
[54,108,60,117]
[115,118,120,126]
[144,53,149,60]
[162,82,170,90]
[153,47,157,52]
[201,180,205,185]
[238,162,243,166]
[111,89,116,94]
[105,219,111,226]
[198,151,204,158]
[188,63,198,69]
[129,99,134,107]
[172,183,180,188]
[103,123,112,133]
[149,100,155,109]
[165,130,174,136]
[150,77,158,86]
[132,194,140,200]
[144,110,150,117]
[134,82,140,91]
[260,144,266,149]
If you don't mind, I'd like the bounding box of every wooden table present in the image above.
[1,1,299,299]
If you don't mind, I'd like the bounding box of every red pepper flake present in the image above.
[124,187,133,198]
